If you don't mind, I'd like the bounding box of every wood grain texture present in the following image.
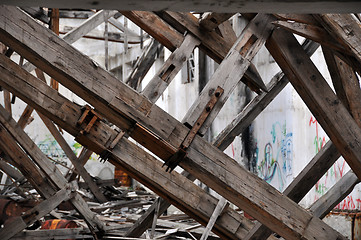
[0,8,346,239]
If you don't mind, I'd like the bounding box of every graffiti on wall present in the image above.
[37,135,82,166]
[309,116,361,210]
[256,121,293,191]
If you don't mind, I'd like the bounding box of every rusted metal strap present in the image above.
[77,105,102,135]
[163,86,224,172]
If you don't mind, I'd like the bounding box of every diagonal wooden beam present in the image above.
[267,28,361,181]
[123,11,264,92]
[0,8,347,239]
[126,39,162,89]
[309,170,360,219]
[157,11,265,92]
[273,20,347,53]
[199,13,235,31]
[0,53,259,240]
[142,33,200,102]
[319,14,361,64]
[182,14,271,135]
[323,47,361,126]
[22,9,118,73]
[213,39,319,151]
[38,112,107,203]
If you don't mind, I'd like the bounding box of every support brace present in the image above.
[163,86,224,172]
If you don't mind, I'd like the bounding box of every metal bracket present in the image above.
[98,130,126,163]
[77,105,102,135]
[163,86,224,172]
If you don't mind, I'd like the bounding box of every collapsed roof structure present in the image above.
[0,1,361,239]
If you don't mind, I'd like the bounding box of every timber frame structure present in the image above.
[0,2,361,239]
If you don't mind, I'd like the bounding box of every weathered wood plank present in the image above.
[273,20,347,53]
[213,39,319,151]
[182,14,271,135]
[309,170,360,219]
[273,14,320,25]
[200,197,227,240]
[0,8,346,239]
[126,39,162,89]
[38,112,107,203]
[320,14,361,63]
[121,11,183,51]
[3,90,12,115]
[199,13,235,31]
[142,34,200,103]
[0,53,258,240]
[323,47,361,126]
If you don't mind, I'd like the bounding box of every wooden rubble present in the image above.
[0,5,360,240]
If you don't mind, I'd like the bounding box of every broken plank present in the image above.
[11,228,92,240]
[0,105,105,232]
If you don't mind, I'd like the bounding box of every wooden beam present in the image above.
[0,53,260,240]
[267,28,361,181]
[200,198,227,240]
[273,14,320,25]
[22,9,118,73]
[199,13,235,31]
[3,90,11,115]
[108,16,140,37]
[309,170,360,219]
[124,11,264,91]
[121,11,183,52]
[0,8,346,239]
[273,20,348,54]
[63,10,118,44]
[182,14,271,135]
[142,34,200,103]
[213,39,319,151]
[323,47,361,126]
[3,0,361,13]
[126,39,162,89]
[38,112,108,203]
[319,14,361,64]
